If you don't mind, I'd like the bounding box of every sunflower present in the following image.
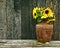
[41,7,54,19]
[47,18,55,24]
[41,13,48,18]
[33,7,40,19]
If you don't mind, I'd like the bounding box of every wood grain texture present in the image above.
[0,0,6,39]
[21,0,59,40]
[6,0,21,39]
[0,0,59,40]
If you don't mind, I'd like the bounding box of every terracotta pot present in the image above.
[36,23,53,43]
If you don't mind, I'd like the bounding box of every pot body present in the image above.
[36,23,53,43]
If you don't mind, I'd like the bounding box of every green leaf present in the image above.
[36,10,43,17]
[36,16,42,23]
[36,9,40,13]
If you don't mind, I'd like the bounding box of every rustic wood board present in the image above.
[0,40,60,48]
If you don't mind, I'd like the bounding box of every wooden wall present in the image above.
[0,0,6,39]
[0,0,60,40]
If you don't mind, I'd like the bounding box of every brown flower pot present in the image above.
[36,23,53,43]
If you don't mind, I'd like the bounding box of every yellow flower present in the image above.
[41,7,54,19]
[47,19,55,23]
[41,13,48,18]
[32,7,56,24]
[33,7,40,19]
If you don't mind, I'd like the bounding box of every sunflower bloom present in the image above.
[41,7,54,19]
[32,7,56,24]
[41,13,48,18]
[33,7,40,19]
[47,18,55,23]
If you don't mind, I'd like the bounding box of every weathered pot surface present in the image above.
[36,23,53,43]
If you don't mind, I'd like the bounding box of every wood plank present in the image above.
[0,0,59,40]
[0,0,6,39]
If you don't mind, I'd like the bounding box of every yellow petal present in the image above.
[45,42,49,44]
[37,42,43,44]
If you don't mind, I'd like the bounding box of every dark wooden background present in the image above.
[0,0,60,40]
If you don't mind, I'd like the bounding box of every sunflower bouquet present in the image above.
[32,7,56,24]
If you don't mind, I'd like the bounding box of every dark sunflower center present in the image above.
[34,13,36,16]
[45,10,49,14]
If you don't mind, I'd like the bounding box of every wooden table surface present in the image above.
[0,40,60,48]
